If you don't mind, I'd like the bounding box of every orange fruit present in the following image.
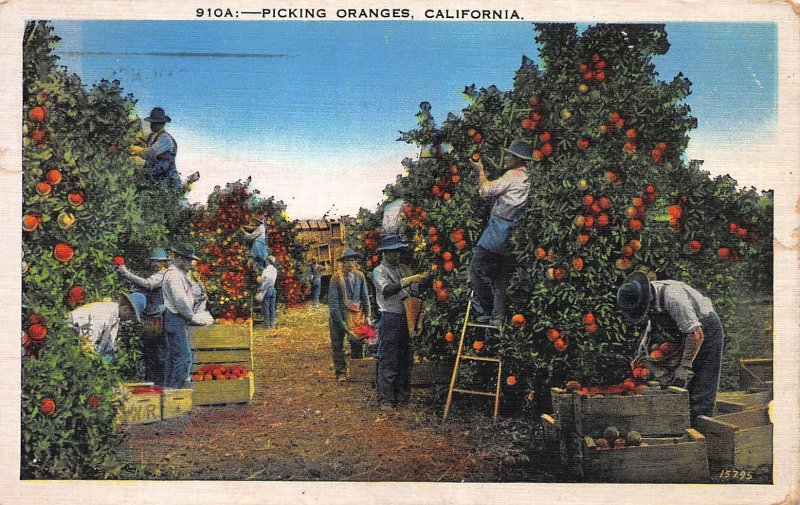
[583,313,596,325]
[444,331,454,343]
[510,314,525,328]
[553,338,567,352]
[23,214,40,232]
[433,280,443,290]
[29,106,47,122]
[534,247,546,259]
[546,328,560,342]
[53,243,74,263]
[472,341,484,352]
[45,169,62,185]
[649,349,664,361]
[35,181,52,196]
[443,261,454,272]
[506,375,517,386]
[442,252,452,261]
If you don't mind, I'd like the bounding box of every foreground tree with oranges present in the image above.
[359,23,773,401]
[191,179,308,321]
[22,21,192,477]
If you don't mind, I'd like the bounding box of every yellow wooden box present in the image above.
[696,405,772,469]
[161,388,193,420]
[191,371,255,406]
[116,383,161,426]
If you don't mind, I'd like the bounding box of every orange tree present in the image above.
[22,21,192,477]
[356,23,773,400]
[191,179,307,321]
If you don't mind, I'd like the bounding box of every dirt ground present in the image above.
[119,305,553,482]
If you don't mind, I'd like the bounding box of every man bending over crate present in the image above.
[617,271,726,427]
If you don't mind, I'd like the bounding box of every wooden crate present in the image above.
[189,322,254,373]
[191,372,255,406]
[161,388,193,420]
[550,386,690,437]
[696,405,772,468]
[116,383,162,425]
[581,429,710,483]
[349,357,451,385]
[738,358,772,391]
[716,390,773,414]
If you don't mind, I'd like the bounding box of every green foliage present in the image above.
[22,21,190,478]
[354,23,773,400]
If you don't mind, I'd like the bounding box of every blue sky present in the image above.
[51,21,777,218]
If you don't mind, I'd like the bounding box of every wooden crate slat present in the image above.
[551,387,690,437]
[738,358,773,390]
[716,390,772,414]
[193,349,252,364]
[733,425,773,467]
[189,323,253,350]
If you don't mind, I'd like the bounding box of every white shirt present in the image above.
[69,302,120,357]
[258,264,278,298]
[479,167,530,221]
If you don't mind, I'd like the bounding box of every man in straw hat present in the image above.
[617,271,726,426]
[257,255,279,329]
[130,107,181,192]
[468,140,533,326]
[159,243,210,387]
[328,248,372,382]
[114,248,172,383]
[371,233,429,410]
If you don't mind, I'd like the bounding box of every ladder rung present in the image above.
[461,355,502,363]
[452,388,498,397]
[466,323,502,329]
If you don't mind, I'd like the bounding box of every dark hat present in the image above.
[170,243,200,261]
[376,233,407,252]
[149,248,171,261]
[616,271,652,323]
[143,107,171,123]
[504,140,533,161]
[339,248,361,261]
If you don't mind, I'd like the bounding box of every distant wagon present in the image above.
[293,218,346,292]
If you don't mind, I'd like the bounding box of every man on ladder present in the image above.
[467,140,533,327]
[444,140,533,422]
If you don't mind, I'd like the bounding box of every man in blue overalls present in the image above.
[617,271,726,427]
[130,107,181,193]
[468,141,532,326]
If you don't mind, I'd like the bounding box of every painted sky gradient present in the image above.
[52,21,777,219]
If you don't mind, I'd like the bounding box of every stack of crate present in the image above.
[697,358,773,470]
[115,382,192,425]
[542,384,709,482]
[188,322,255,406]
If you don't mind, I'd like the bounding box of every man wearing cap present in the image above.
[130,107,181,192]
[328,248,372,382]
[617,272,725,426]
[113,248,172,384]
[257,255,279,329]
[160,244,209,387]
[468,140,533,326]
[241,215,269,270]
[372,233,429,410]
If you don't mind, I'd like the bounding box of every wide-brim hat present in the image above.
[170,243,200,261]
[149,248,171,261]
[143,107,171,123]
[339,248,361,261]
[617,271,652,323]
[504,140,533,161]
[376,233,407,252]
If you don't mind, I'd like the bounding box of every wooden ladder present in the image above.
[442,291,503,422]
